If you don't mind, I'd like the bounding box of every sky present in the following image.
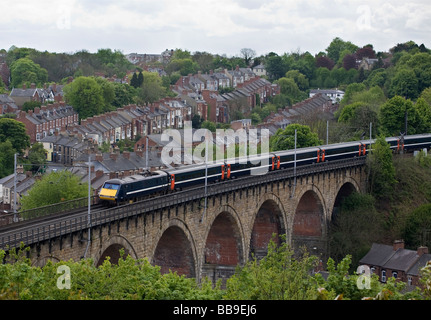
[1,0,430,57]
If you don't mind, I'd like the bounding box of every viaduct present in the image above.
[0,157,367,283]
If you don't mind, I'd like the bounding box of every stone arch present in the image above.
[32,255,60,267]
[331,180,359,221]
[250,193,286,259]
[292,186,327,257]
[204,205,245,267]
[95,234,137,267]
[293,186,326,237]
[152,218,197,278]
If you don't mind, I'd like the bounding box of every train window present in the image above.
[103,183,120,190]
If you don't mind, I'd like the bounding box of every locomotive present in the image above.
[98,134,431,206]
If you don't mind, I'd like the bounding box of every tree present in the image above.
[265,54,287,80]
[166,58,199,76]
[0,141,16,178]
[94,77,116,112]
[276,77,302,100]
[420,87,431,106]
[137,71,144,87]
[389,68,419,100]
[312,67,331,88]
[326,37,358,64]
[0,246,223,300]
[415,98,431,132]
[270,124,322,151]
[240,48,256,66]
[329,192,384,266]
[285,70,309,91]
[20,170,90,211]
[0,118,30,153]
[315,55,335,70]
[192,114,203,128]
[21,100,42,112]
[343,54,357,71]
[111,82,136,108]
[403,203,431,249]
[135,71,166,104]
[192,51,214,73]
[355,45,376,60]
[224,236,319,300]
[366,135,397,198]
[10,57,48,88]
[379,95,421,136]
[337,101,379,139]
[26,142,47,173]
[201,120,216,132]
[130,72,139,88]
[63,76,104,119]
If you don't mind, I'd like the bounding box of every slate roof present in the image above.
[10,88,37,98]
[360,243,431,275]
[408,254,431,276]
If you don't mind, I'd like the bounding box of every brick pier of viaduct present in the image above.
[23,160,367,283]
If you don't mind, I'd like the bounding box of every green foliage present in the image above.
[166,57,199,76]
[201,120,216,132]
[367,135,397,198]
[403,203,431,249]
[285,70,309,90]
[20,171,90,212]
[21,100,42,112]
[420,262,431,300]
[329,192,384,266]
[25,142,47,173]
[275,77,306,104]
[63,76,105,119]
[95,48,133,78]
[379,96,421,136]
[0,141,16,178]
[336,86,385,139]
[224,237,319,300]
[319,255,375,300]
[0,118,30,153]
[326,37,359,65]
[389,68,419,100]
[135,71,166,104]
[2,239,431,300]
[10,57,48,88]
[0,246,223,300]
[270,124,322,151]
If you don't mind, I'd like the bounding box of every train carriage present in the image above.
[98,134,431,206]
[165,162,224,191]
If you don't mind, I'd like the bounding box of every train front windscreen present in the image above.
[99,183,120,201]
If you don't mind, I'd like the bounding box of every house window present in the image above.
[381,270,386,282]
[392,271,398,279]
[408,276,412,286]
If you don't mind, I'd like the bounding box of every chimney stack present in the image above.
[417,246,429,257]
[393,239,405,251]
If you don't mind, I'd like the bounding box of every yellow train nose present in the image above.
[99,188,118,201]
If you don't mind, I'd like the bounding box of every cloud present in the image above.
[0,0,430,55]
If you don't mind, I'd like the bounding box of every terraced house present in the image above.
[16,102,78,143]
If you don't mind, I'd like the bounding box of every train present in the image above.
[98,133,431,206]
